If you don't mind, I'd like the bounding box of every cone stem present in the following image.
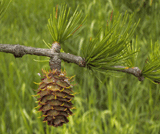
[49,42,61,71]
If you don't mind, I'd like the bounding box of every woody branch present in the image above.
[0,44,144,81]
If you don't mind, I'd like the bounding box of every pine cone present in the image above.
[35,69,74,127]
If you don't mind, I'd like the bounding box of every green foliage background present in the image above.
[0,0,160,133]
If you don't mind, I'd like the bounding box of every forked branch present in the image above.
[0,44,144,81]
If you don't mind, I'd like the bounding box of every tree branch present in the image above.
[0,44,144,81]
[0,44,85,67]
[0,44,52,57]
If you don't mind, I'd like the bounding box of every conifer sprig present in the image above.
[48,4,86,44]
[82,12,139,73]
[142,42,160,83]
[125,38,139,67]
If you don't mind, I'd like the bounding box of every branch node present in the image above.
[49,42,61,71]
[13,45,25,58]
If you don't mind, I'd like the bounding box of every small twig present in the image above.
[113,66,144,81]
[59,52,85,67]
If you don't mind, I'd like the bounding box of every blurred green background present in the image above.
[0,0,160,133]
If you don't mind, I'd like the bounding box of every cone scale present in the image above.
[35,69,74,127]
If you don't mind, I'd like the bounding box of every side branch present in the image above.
[59,52,85,67]
[114,66,144,81]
